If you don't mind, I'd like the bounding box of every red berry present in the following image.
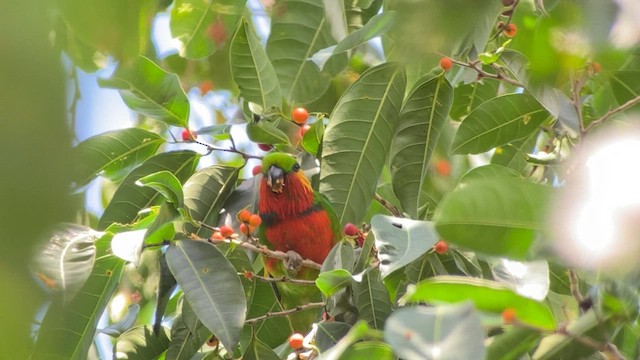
[288,333,304,350]
[258,143,272,152]
[434,240,448,254]
[249,214,262,227]
[219,225,234,238]
[502,308,517,324]
[291,107,309,125]
[435,159,451,176]
[439,57,453,71]
[343,223,359,236]
[207,20,226,47]
[503,23,517,38]
[592,62,602,73]
[298,124,311,138]
[199,80,214,94]
[356,235,365,247]
[238,209,251,223]
[252,165,262,176]
[210,232,224,240]
[181,129,197,141]
[239,223,250,235]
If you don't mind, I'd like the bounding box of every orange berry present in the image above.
[592,62,602,73]
[439,57,453,71]
[503,23,517,38]
[181,129,197,141]
[435,159,452,176]
[238,209,251,223]
[199,80,214,94]
[502,308,517,324]
[291,107,309,124]
[288,333,304,350]
[434,240,448,254]
[249,214,262,227]
[252,164,262,176]
[239,223,250,235]
[219,225,234,238]
[210,232,224,240]
[298,124,311,138]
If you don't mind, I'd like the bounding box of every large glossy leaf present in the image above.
[458,164,521,186]
[402,276,556,330]
[390,74,453,218]
[31,223,99,304]
[136,170,184,208]
[433,178,552,260]
[450,80,499,121]
[98,56,190,128]
[154,253,177,335]
[99,151,199,230]
[266,0,343,105]
[371,215,438,278]
[353,268,392,330]
[166,240,246,352]
[333,11,397,54]
[451,94,549,155]
[166,306,211,360]
[491,133,537,175]
[183,165,240,237]
[242,337,280,360]
[384,302,485,360]
[113,325,171,360]
[610,71,640,109]
[500,50,579,134]
[315,322,352,352]
[230,19,281,109]
[316,269,353,298]
[243,280,291,348]
[101,304,140,337]
[486,327,541,360]
[72,128,164,186]
[170,0,246,59]
[319,63,406,225]
[32,237,125,360]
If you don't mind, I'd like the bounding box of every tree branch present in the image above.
[585,95,640,133]
[450,58,524,87]
[245,302,326,325]
[240,271,317,285]
[374,194,403,218]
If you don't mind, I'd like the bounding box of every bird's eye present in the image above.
[292,163,301,172]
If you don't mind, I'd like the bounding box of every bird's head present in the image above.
[261,152,303,194]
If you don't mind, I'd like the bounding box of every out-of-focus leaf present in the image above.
[451,94,549,155]
[320,63,406,225]
[196,124,232,141]
[486,327,541,360]
[101,304,140,337]
[266,0,344,105]
[98,56,190,128]
[230,19,281,110]
[166,240,246,352]
[32,237,125,360]
[242,336,280,360]
[31,223,99,304]
[317,321,370,360]
[72,128,164,187]
[334,11,397,54]
[450,80,499,121]
[136,170,184,208]
[491,133,537,175]
[113,325,171,360]
[154,253,178,335]
[371,215,438,278]
[183,165,240,237]
[458,164,522,186]
[492,259,550,301]
[353,268,392,330]
[340,341,395,360]
[390,74,453,218]
[317,269,353,298]
[170,0,246,59]
[315,322,351,352]
[110,229,145,265]
[609,71,640,112]
[99,151,199,230]
[434,178,552,260]
[384,302,485,360]
[402,276,556,330]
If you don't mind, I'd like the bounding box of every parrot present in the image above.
[257,152,341,333]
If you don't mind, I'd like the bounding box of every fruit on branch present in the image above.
[252,165,262,176]
[219,225,234,238]
[299,124,311,138]
[238,209,252,223]
[439,57,453,71]
[181,129,197,141]
[434,240,448,254]
[503,23,517,38]
[257,152,340,332]
[288,333,304,350]
[501,308,517,324]
[249,214,262,227]
[210,232,224,240]
[291,107,309,124]
[591,62,602,74]
[343,223,359,236]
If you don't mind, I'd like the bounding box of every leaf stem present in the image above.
[449,58,524,87]
[239,271,317,285]
[245,302,326,325]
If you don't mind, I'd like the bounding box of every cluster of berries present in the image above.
[343,223,366,247]
[208,210,262,240]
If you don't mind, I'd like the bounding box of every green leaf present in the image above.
[242,336,280,360]
[610,71,640,109]
[434,178,552,260]
[390,74,453,218]
[230,19,281,109]
[99,151,199,230]
[316,269,353,298]
[333,11,397,55]
[339,341,395,360]
[353,268,392,330]
[32,237,125,360]
[486,327,541,360]
[113,325,171,360]
[458,164,522,186]
[266,0,343,105]
[405,252,448,284]
[98,56,190,128]
[101,303,140,337]
[155,253,177,336]
[72,128,164,186]
[402,276,556,330]
[301,120,325,156]
[197,124,232,141]
[143,203,179,245]
[317,321,370,360]
[321,240,356,274]
[167,302,212,360]
[450,80,500,121]
[491,133,537,175]
[170,0,246,59]
[315,322,351,352]
[371,215,438,278]
[243,280,291,348]
[246,118,291,145]
[183,165,240,237]
[166,240,247,352]
[451,94,550,155]
[384,302,486,360]
[320,63,406,225]
[136,170,184,208]
[31,223,99,304]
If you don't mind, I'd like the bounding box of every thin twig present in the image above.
[585,95,640,133]
[192,139,263,161]
[245,302,326,325]
[489,0,520,42]
[570,72,586,136]
[567,269,583,303]
[450,58,524,87]
[374,194,403,218]
[240,271,317,285]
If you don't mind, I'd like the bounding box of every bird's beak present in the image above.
[267,165,285,193]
